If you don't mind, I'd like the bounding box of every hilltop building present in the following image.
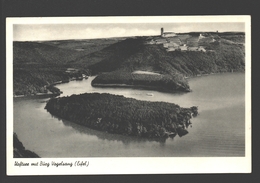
[161,28,176,37]
[163,42,180,48]
[188,47,198,51]
[179,45,188,51]
[198,46,206,52]
[146,28,208,53]
[199,33,205,39]
[155,38,167,44]
[167,37,181,45]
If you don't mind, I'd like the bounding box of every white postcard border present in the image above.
[6,16,251,175]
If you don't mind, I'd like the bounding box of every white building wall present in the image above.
[163,33,177,37]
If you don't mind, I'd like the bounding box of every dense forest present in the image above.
[13,64,88,95]
[13,39,113,96]
[45,93,198,140]
[92,70,190,92]
[13,32,245,96]
[13,133,40,158]
[91,35,245,92]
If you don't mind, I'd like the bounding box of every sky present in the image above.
[13,22,245,41]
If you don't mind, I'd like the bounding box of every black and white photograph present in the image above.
[6,16,251,174]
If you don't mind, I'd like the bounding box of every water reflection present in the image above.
[13,72,245,157]
[60,118,170,145]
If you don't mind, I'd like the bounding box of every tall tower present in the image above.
[161,28,164,36]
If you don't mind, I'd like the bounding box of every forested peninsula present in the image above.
[45,93,198,139]
[13,32,245,96]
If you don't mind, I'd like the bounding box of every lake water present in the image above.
[13,72,245,157]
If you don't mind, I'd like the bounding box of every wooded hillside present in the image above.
[45,93,198,140]
[13,32,245,96]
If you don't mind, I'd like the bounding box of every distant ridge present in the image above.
[13,32,245,96]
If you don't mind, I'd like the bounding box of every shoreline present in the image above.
[13,77,88,98]
[13,133,40,158]
[92,83,191,93]
[185,70,244,79]
[12,72,246,157]
[13,70,244,98]
[14,92,60,99]
[45,93,199,140]
[91,70,244,92]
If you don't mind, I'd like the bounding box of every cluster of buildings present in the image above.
[146,28,211,52]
